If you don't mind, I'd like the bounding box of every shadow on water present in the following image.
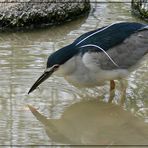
[28,99,148,145]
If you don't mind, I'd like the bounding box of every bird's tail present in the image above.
[138,24,148,31]
[141,25,148,30]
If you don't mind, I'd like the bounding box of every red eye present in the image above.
[54,64,59,69]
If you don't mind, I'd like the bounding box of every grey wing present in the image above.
[98,30,148,70]
[82,51,101,72]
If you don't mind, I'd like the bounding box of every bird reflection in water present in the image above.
[28,100,148,145]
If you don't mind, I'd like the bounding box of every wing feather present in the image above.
[98,30,148,70]
[74,22,147,52]
[80,44,119,67]
[81,30,148,71]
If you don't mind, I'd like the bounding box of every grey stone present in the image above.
[0,0,90,30]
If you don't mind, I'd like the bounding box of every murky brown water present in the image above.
[0,2,148,146]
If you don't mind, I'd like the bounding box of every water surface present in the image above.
[0,2,148,145]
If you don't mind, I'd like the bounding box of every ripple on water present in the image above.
[0,2,147,145]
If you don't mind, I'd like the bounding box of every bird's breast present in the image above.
[55,55,105,87]
[55,55,129,88]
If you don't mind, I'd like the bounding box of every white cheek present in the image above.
[54,66,65,76]
[55,56,77,76]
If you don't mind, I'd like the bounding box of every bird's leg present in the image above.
[119,79,128,106]
[108,80,115,103]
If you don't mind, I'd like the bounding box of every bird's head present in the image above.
[28,44,77,94]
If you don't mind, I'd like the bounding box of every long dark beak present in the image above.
[28,68,54,94]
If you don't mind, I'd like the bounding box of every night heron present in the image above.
[28,22,148,104]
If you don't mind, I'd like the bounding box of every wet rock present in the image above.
[131,0,148,21]
[0,0,90,30]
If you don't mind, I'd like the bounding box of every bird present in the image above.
[28,22,148,104]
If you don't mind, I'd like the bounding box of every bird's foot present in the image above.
[119,79,128,106]
[108,80,115,103]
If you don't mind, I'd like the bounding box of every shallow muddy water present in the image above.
[0,2,148,146]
